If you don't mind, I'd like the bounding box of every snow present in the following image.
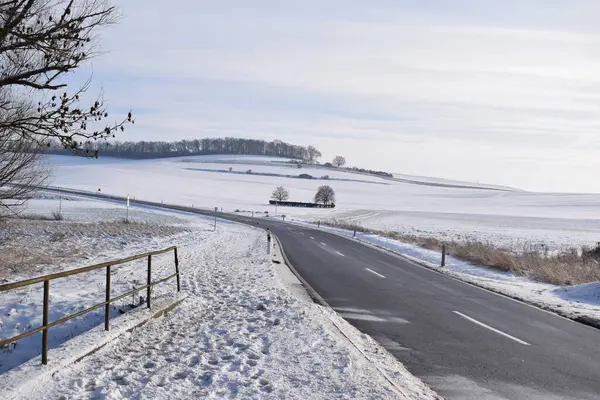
[4,208,438,400]
[302,221,600,327]
[392,172,518,191]
[46,154,600,251]
[0,198,199,374]
[551,283,600,307]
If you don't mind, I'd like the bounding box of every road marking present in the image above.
[336,251,345,257]
[453,311,531,346]
[321,242,328,247]
[365,268,386,278]
[310,236,315,240]
[340,313,386,322]
[299,232,305,235]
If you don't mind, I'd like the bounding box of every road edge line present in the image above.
[271,234,435,400]
[272,234,329,307]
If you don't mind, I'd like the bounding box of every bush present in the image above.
[51,211,64,221]
[321,175,330,180]
[298,173,313,179]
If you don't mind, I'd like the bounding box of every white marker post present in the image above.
[126,194,130,222]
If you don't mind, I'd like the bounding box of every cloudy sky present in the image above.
[79,0,600,192]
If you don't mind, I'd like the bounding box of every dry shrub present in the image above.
[320,219,600,286]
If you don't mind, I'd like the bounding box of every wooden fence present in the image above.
[0,246,180,365]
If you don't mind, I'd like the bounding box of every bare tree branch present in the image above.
[0,0,133,211]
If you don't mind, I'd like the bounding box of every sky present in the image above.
[75,0,600,193]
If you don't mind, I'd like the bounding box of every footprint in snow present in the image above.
[246,359,258,367]
[173,371,188,380]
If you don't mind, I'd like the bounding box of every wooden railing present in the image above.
[0,246,180,365]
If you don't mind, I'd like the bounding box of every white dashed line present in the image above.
[336,251,345,257]
[310,237,315,240]
[453,311,531,346]
[365,268,386,278]
[321,242,327,247]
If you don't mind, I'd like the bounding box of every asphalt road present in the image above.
[46,188,600,399]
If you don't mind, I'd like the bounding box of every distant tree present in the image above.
[332,156,346,168]
[229,167,233,172]
[271,186,290,202]
[321,175,330,180]
[323,162,333,168]
[306,145,322,163]
[314,185,336,206]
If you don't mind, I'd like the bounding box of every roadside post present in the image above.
[267,229,272,254]
[214,207,218,231]
[441,244,446,267]
[126,194,130,222]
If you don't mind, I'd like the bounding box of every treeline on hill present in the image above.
[346,167,393,178]
[45,138,318,161]
[321,163,393,178]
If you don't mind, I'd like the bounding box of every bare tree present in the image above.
[0,0,134,153]
[0,0,133,211]
[0,132,50,215]
[306,145,322,163]
[332,156,346,168]
[314,185,335,206]
[271,186,290,202]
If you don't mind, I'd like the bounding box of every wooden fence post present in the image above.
[174,248,181,292]
[42,280,49,365]
[105,265,111,331]
[147,255,152,309]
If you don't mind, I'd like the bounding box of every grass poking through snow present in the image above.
[322,219,600,286]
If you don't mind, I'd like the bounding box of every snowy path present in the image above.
[16,223,437,400]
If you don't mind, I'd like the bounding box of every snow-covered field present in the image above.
[48,154,600,251]
[1,198,438,400]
